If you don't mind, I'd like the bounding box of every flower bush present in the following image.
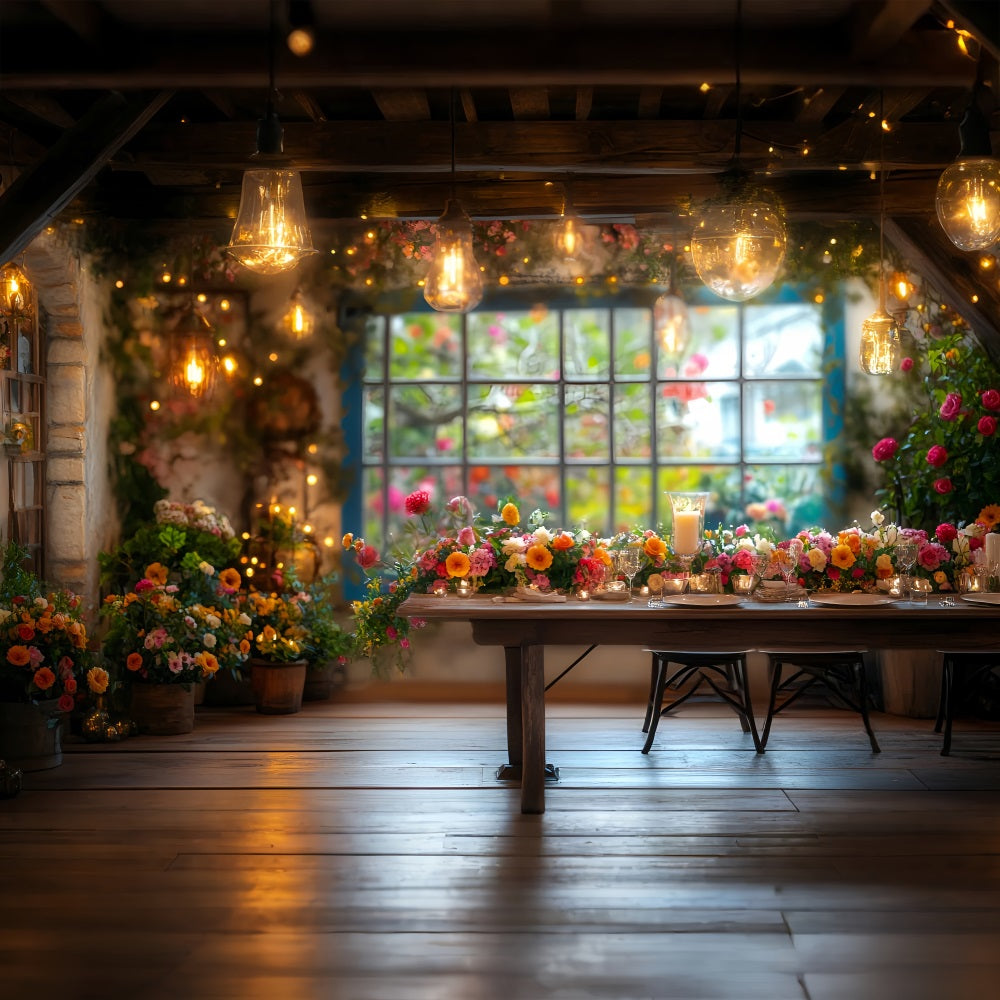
[242,590,310,663]
[0,569,92,711]
[872,329,1000,528]
[101,569,248,685]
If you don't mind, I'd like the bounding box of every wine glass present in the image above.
[618,547,643,602]
[894,539,918,600]
[780,539,804,599]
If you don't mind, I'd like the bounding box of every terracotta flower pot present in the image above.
[250,658,307,715]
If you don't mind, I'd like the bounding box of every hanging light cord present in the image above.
[878,89,886,309]
[449,87,458,202]
[733,0,743,163]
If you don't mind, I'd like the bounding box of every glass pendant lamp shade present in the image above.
[859,301,900,375]
[227,167,317,275]
[935,156,1000,251]
[423,199,483,313]
[0,262,30,314]
[690,190,787,301]
[169,308,218,399]
[653,293,690,356]
[555,214,583,260]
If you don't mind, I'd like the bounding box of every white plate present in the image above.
[959,593,1000,606]
[809,593,898,607]
[659,593,745,608]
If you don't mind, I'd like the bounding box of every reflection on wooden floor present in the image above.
[4,700,1000,1000]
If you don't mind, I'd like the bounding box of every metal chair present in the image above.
[642,650,761,754]
[935,650,1000,755]
[758,649,880,753]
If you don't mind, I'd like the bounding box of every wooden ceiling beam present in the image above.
[509,88,551,120]
[851,0,934,60]
[0,90,172,262]
[372,89,431,122]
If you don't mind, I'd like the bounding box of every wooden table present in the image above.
[399,593,1000,813]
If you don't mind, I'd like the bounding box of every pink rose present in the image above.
[900,357,914,372]
[933,477,953,495]
[926,445,948,468]
[356,544,379,570]
[978,416,997,437]
[981,389,1000,410]
[918,541,949,569]
[134,578,155,593]
[404,490,431,516]
[456,526,476,546]
[939,392,963,421]
[935,523,958,543]
[871,437,898,462]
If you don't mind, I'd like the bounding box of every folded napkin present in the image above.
[492,587,567,603]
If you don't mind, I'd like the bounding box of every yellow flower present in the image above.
[86,666,109,694]
[976,504,1000,530]
[934,570,948,585]
[501,503,520,526]
[875,553,894,578]
[643,536,666,559]
[830,543,856,570]
[445,551,471,578]
[525,543,553,571]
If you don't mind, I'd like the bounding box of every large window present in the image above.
[351,288,843,551]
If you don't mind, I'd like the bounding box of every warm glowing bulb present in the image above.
[306,474,318,486]
[287,26,314,56]
[149,400,161,411]
[556,215,583,260]
[222,355,237,375]
[185,352,206,389]
[936,157,1000,250]
[652,293,690,356]
[423,200,483,313]
[859,308,900,375]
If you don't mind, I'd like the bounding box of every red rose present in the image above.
[926,445,948,467]
[900,357,914,372]
[935,523,958,543]
[356,544,380,570]
[404,490,431,516]
[981,389,1000,410]
[939,392,963,421]
[871,437,898,462]
[933,477,953,495]
[978,416,997,437]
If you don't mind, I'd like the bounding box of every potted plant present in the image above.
[243,589,310,714]
[101,566,249,734]
[0,542,92,770]
[296,575,354,700]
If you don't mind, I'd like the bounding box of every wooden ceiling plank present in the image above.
[459,89,478,124]
[38,0,107,46]
[372,89,431,122]
[797,86,846,124]
[202,90,238,120]
[292,91,328,123]
[637,87,662,120]
[575,86,593,122]
[0,90,172,263]
[509,88,550,120]
[2,93,76,129]
[851,0,933,60]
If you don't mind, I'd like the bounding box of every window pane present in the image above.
[657,381,741,460]
[467,383,559,459]
[744,464,827,532]
[364,315,384,377]
[389,313,462,379]
[566,466,611,534]
[743,381,822,461]
[614,307,652,380]
[467,309,559,380]
[744,303,823,377]
[388,385,463,458]
[362,385,384,461]
[615,465,653,532]
[503,466,561,516]
[614,384,652,459]
[660,304,739,379]
[565,384,610,459]
[564,308,610,380]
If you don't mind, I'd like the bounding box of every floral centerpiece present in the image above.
[101,565,248,686]
[0,543,92,711]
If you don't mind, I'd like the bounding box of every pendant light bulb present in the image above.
[423,199,483,313]
[859,304,900,375]
[653,293,690,357]
[690,185,787,301]
[169,309,218,399]
[555,191,584,261]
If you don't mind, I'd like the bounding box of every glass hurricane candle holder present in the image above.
[667,491,709,572]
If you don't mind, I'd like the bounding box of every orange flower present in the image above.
[33,666,56,690]
[838,531,862,554]
[239,638,251,655]
[342,533,354,549]
[445,551,471,578]
[219,567,242,590]
[126,651,144,671]
[977,504,1000,530]
[196,651,220,675]
[145,562,169,585]
[643,535,667,559]
[525,544,553,572]
[551,532,575,551]
[830,544,856,570]
[594,547,613,567]
[501,503,520,526]
[6,645,30,666]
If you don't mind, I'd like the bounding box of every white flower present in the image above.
[952,534,971,560]
[205,613,221,628]
[505,552,526,573]
[34,596,48,608]
[0,609,11,625]
[501,537,526,557]
[871,510,885,527]
[198,561,215,576]
[532,526,553,545]
[238,612,252,626]
[202,633,217,648]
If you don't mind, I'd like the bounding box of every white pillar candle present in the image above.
[986,532,1000,567]
[673,509,701,555]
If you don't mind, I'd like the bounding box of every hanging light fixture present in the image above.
[555,185,584,261]
[690,0,786,302]
[226,2,317,275]
[423,89,483,313]
[859,93,900,376]
[281,288,314,339]
[653,230,690,357]
[169,305,218,399]
[0,262,30,314]
[935,87,1000,251]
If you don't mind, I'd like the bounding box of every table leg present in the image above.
[494,646,523,780]
[520,640,547,814]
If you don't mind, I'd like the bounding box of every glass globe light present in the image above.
[859,306,900,376]
[227,168,318,275]
[690,190,787,301]
[935,156,1000,251]
[423,199,483,313]
[653,292,690,356]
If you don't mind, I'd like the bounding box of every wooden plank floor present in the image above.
[4,697,1000,1000]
